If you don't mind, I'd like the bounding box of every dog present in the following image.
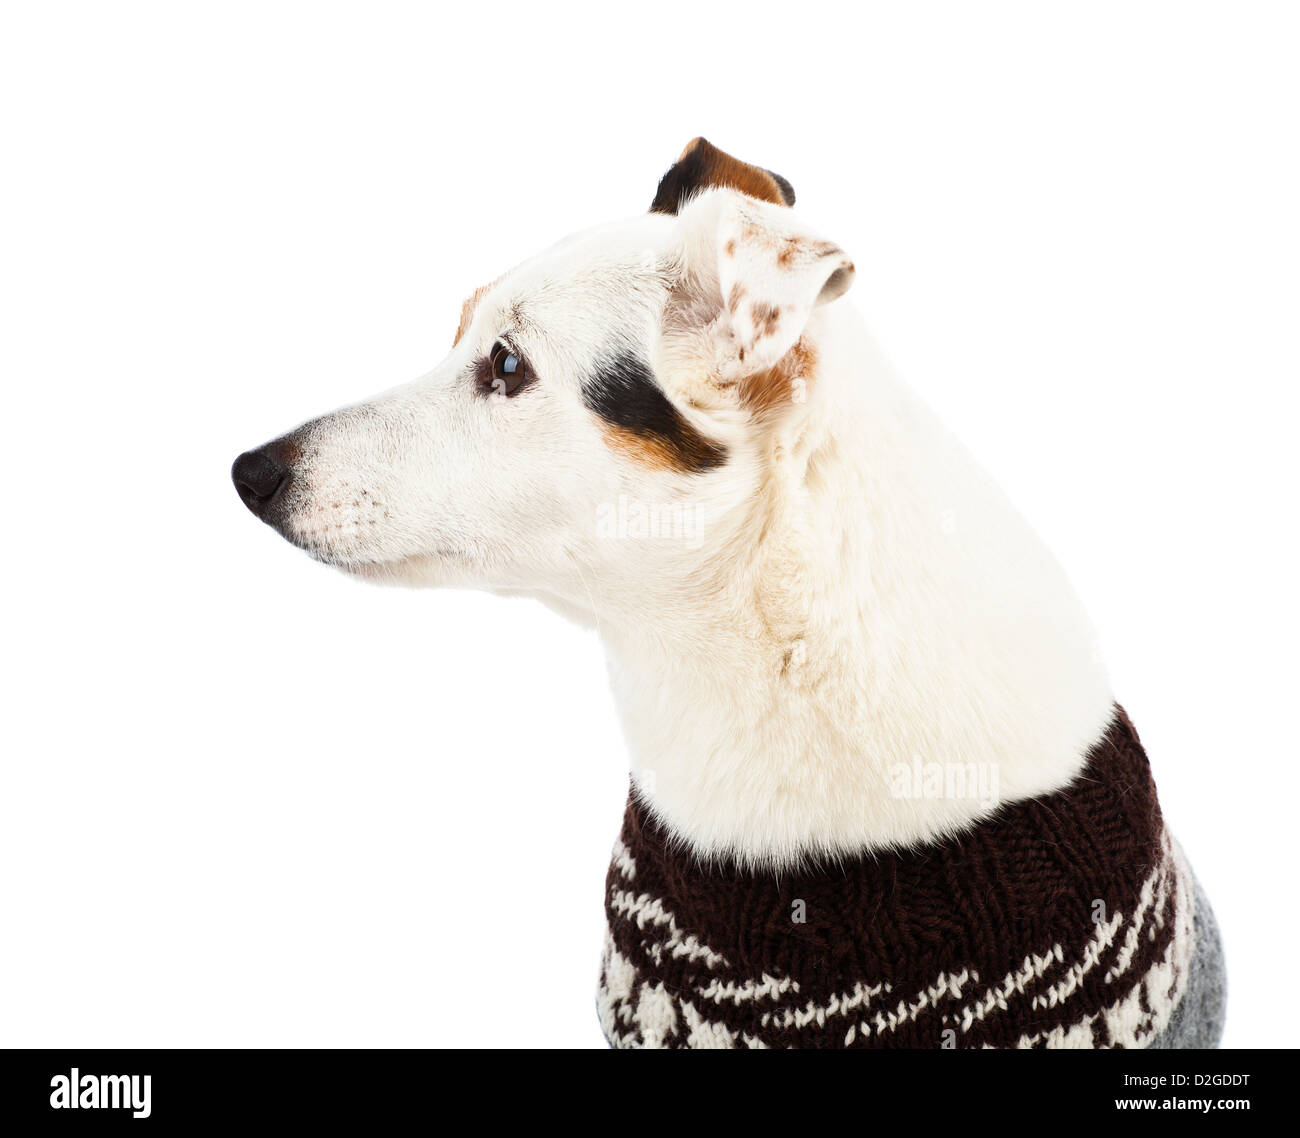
[233,138,1225,1048]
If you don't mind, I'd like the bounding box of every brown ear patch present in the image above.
[650,137,796,216]
[742,339,819,419]
[750,302,782,339]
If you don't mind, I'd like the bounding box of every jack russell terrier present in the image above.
[233,138,1225,1048]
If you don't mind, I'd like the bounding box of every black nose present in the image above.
[232,447,290,517]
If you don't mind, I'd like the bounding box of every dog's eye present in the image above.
[486,341,531,397]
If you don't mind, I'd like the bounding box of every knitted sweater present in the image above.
[597,708,1199,1048]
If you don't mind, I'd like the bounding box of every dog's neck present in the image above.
[592,306,1115,868]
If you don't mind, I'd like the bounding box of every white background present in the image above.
[2,1,1296,1049]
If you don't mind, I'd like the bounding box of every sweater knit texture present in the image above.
[597,708,1200,1048]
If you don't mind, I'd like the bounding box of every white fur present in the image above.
[260,188,1115,868]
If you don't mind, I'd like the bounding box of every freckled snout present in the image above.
[231,440,296,519]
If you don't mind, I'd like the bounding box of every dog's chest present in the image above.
[598,710,1196,1049]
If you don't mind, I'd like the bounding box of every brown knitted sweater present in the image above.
[598,708,1196,1048]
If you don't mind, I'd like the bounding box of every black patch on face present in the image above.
[583,353,727,473]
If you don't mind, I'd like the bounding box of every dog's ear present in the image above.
[712,194,855,378]
[651,137,796,215]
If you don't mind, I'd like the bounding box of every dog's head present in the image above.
[232,138,854,612]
